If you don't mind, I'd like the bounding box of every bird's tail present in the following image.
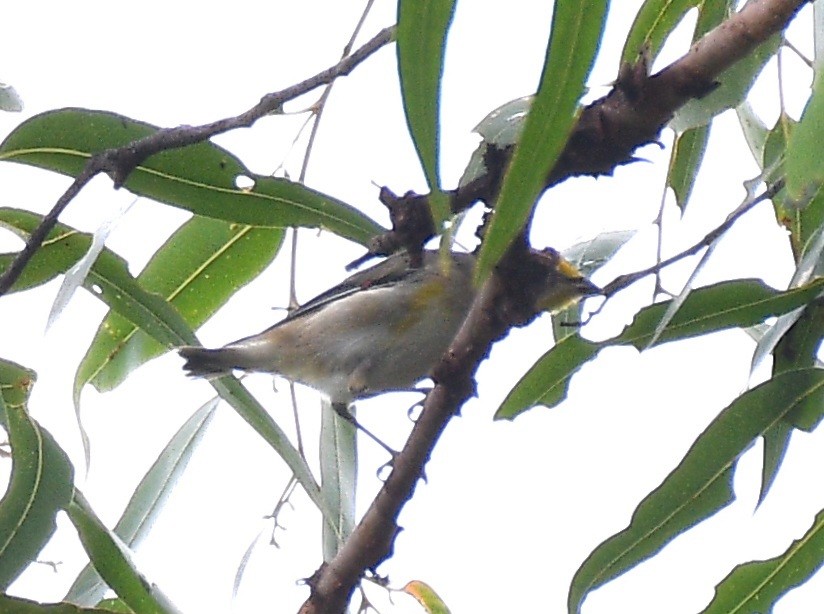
[178,346,243,378]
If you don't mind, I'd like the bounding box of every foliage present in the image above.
[0,1,822,613]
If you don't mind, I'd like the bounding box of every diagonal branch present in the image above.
[0,25,396,296]
[602,179,786,297]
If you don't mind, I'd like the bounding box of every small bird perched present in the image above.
[178,249,598,405]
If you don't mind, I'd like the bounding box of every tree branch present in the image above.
[298,1,810,612]
[602,180,785,297]
[0,25,396,296]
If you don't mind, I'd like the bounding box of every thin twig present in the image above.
[602,179,785,297]
[0,164,97,294]
[0,25,396,297]
[287,0,379,487]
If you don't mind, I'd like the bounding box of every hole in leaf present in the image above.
[235,175,255,191]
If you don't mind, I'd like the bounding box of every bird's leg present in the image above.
[331,402,397,458]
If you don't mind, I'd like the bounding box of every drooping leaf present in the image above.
[762,113,824,263]
[762,112,791,179]
[668,124,710,213]
[755,226,824,379]
[786,67,824,202]
[762,114,801,252]
[397,0,457,225]
[670,33,781,132]
[66,491,178,614]
[0,360,74,589]
[620,0,705,65]
[320,402,357,563]
[699,506,824,614]
[495,334,599,420]
[0,108,383,246]
[65,398,218,606]
[1,207,197,354]
[47,199,134,331]
[736,102,769,167]
[568,368,824,614]
[477,1,608,280]
[759,419,793,507]
[77,216,283,394]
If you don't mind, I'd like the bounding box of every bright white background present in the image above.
[1,1,824,613]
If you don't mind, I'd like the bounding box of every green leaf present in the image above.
[759,419,793,507]
[0,360,74,589]
[66,491,178,614]
[693,0,734,40]
[568,368,824,614]
[0,108,383,246]
[0,593,125,613]
[786,69,824,202]
[670,33,781,133]
[0,359,36,425]
[320,401,357,563]
[621,0,732,71]
[495,334,599,420]
[0,214,325,525]
[403,580,452,614]
[758,300,824,503]
[668,124,710,213]
[77,216,283,393]
[761,113,824,264]
[96,599,132,613]
[477,1,608,279]
[700,506,824,613]
[65,398,218,606]
[620,0,704,65]
[0,208,85,294]
[735,102,769,167]
[615,279,824,349]
[397,0,457,225]
[498,280,824,420]
[762,114,804,255]
[1,208,197,358]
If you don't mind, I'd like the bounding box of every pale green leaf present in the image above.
[397,0,457,225]
[477,1,608,279]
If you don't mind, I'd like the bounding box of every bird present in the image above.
[178,248,599,405]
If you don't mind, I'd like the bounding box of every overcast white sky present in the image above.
[2,1,824,613]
